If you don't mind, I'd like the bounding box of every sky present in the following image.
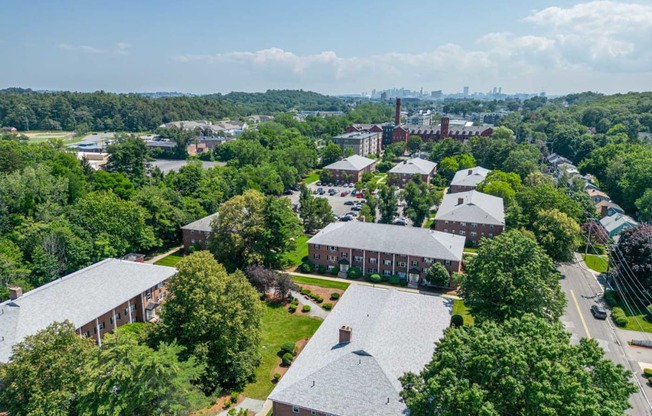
[1,0,652,96]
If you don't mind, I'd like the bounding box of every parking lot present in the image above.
[287,182,410,225]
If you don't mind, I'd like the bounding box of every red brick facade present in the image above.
[272,401,330,416]
[182,228,212,253]
[449,184,477,193]
[433,219,504,246]
[388,172,432,187]
[325,161,377,183]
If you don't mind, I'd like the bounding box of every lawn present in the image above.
[463,247,478,254]
[452,299,474,326]
[583,254,608,273]
[290,275,350,290]
[369,173,387,185]
[284,235,309,267]
[303,170,321,185]
[154,253,184,267]
[242,302,322,399]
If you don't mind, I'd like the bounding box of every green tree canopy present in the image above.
[532,208,581,261]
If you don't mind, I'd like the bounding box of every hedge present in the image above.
[300,261,314,273]
[323,302,333,311]
[302,305,312,313]
[611,307,628,327]
[330,292,340,300]
[347,266,362,279]
[280,342,296,355]
[389,275,400,285]
[282,352,294,366]
[644,368,652,377]
[603,290,617,307]
[329,266,340,275]
[318,265,326,274]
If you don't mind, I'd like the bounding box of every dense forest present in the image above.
[0,89,345,133]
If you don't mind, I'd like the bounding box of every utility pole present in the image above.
[585,218,593,256]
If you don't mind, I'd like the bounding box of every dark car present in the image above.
[591,305,608,320]
[282,189,293,195]
[351,205,362,211]
[344,201,355,206]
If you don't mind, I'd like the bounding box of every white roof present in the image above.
[269,285,451,415]
[435,190,505,226]
[181,212,218,232]
[600,214,638,234]
[308,221,465,261]
[450,166,491,188]
[0,259,176,363]
[324,155,376,172]
[388,158,437,175]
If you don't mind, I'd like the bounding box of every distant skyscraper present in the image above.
[498,87,502,94]
[463,86,469,96]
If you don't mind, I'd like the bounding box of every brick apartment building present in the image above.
[181,212,219,253]
[331,131,382,157]
[323,155,377,183]
[388,158,438,186]
[307,222,465,287]
[0,259,176,363]
[434,190,505,246]
[449,166,491,193]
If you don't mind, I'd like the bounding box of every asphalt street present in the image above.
[559,256,652,416]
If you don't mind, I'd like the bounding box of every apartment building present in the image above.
[181,212,219,253]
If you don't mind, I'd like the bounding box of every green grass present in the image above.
[242,302,322,399]
[290,275,350,290]
[154,254,184,267]
[463,247,478,254]
[452,299,474,326]
[583,254,608,273]
[369,173,387,185]
[303,170,321,184]
[284,235,309,266]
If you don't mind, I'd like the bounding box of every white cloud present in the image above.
[172,1,652,93]
[58,42,132,55]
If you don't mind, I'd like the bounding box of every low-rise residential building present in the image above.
[307,222,465,287]
[331,131,382,157]
[1,126,18,134]
[586,188,610,205]
[181,212,218,253]
[323,155,377,183]
[595,200,625,219]
[600,214,638,241]
[449,166,491,193]
[269,284,451,416]
[388,158,438,186]
[434,190,505,246]
[0,259,176,363]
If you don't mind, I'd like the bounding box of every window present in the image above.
[157,282,164,289]
[327,255,337,262]
[398,261,407,268]
[85,331,90,337]
[411,260,419,267]
[314,244,321,249]
[292,406,299,414]
[328,246,337,252]
[383,270,392,276]
[313,253,320,259]
[110,317,113,324]
[117,312,121,320]
[124,308,129,315]
[459,230,466,236]
[354,256,363,262]
[384,259,392,266]
[445,260,451,266]
[99,322,106,330]
[471,223,478,228]
[369,258,377,264]
[341,252,348,258]
[444,228,448,233]
[423,257,434,263]
[311,411,317,416]
[368,268,377,274]
[146,289,152,300]
[132,304,137,311]
[445,220,449,224]
[460,222,466,227]
[489,233,494,238]
[489,225,494,229]
[470,231,477,237]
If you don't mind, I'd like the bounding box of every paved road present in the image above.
[559,256,652,416]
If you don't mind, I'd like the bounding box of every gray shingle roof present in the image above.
[435,190,505,226]
[324,155,377,172]
[0,259,176,363]
[450,166,491,188]
[388,158,437,175]
[181,212,219,232]
[269,285,451,416]
[600,214,638,234]
[307,221,465,261]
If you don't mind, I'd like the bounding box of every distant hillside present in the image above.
[211,89,345,114]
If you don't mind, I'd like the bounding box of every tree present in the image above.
[377,185,398,224]
[400,315,636,416]
[299,185,333,232]
[93,170,135,199]
[78,331,207,415]
[161,252,263,393]
[425,263,450,287]
[0,321,95,416]
[407,135,423,153]
[106,135,148,185]
[612,224,652,293]
[516,184,584,226]
[636,189,652,222]
[400,176,440,227]
[459,230,566,323]
[532,209,581,261]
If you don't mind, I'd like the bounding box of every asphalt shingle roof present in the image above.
[450,166,491,188]
[307,221,465,261]
[181,212,219,232]
[600,214,638,234]
[388,158,437,175]
[435,190,505,226]
[324,155,377,172]
[269,285,451,416]
[0,259,176,363]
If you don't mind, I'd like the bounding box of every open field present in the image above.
[22,131,81,144]
[303,170,321,184]
[452,299,474,326]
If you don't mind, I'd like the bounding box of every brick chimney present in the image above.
[9,286,23,300]
[467,169,473,175]
[440,117,449,139]
[394,99,402,125]
[457,197,464,205]
[339,325,352,344]
[600,205,608,218]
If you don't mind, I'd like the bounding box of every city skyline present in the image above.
[1,0,652,95]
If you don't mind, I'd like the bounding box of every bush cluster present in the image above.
[300,288,311,296]
[282,352,294,366]
[389,275,400,285]
[451,314,464,327]
[323,302,333,311]
[369,273,382,283]
[611,307,628,327]
[308,293,324,303]
[300,261,314,273]
[318,265,326,274]
[288,304,297,313]
[302,305,311,313]
[330,292,340,300]
[603,290,618,307]
[347,267,362,279]
[329,266,340,275]
[280,342,296,355]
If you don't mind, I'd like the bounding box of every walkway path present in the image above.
[145,245,183,264]
[291,290,328,319]
[216,398,265,416]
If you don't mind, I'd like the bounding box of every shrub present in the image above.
[300,261,314,273]
[369,273,382,283]
[302,305,311,313]
[273,373,281,382]
[288,304,297,313]
[318,265,326,274]
[300,288,311,296]
[280,342,296,355]
[330,292,340,300]
[611,307,628,327]
[399,279,408,287]
[282,352,294,366]
[389,275,400,285]
[451,314,464,327]
[603,290,617,307]
[315,296,323,303]
[644,368,652,377]
[323,302,333,310]
[381,274,390,282]
[647,304,652,320]
[347,266,362,279]
[649,376,652,386]
[329,266,340,275]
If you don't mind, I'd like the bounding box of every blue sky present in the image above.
[1,0,652,95]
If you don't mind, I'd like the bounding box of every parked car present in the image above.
[340,191,349,196]
[351,190,357,196]
[351,205,362,211]
[348,183,354,188]
[344,200,355,206]
[591,305,608,320]
[316,181,322,186]
[340,215,353,222]
[346,211,358,217]
[356,193,364,199]
[393,218,408,226]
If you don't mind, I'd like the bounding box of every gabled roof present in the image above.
[388,158,437,175]
[269,285,451,416]
[595,200,624,213]
[600,214,638,234]
[586,188,609,201]
[450,166,491,188]
[0,259,176,363]
[324,155,376,172]
[181,212,219,232]
[435,190,505,226]
[333,132,381,141]
[307,221,464,261]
